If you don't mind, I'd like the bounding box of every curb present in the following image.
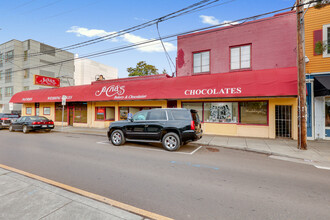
[0,164,173,220]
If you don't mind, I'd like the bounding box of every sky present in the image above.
[0,0,295,79]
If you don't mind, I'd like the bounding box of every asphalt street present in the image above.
[0,130,329,220]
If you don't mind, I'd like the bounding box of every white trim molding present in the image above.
[323,23,330,58]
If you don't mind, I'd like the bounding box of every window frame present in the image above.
[43,107,51,115]
[5,50,14,62]
[230,44,252,71]
[323,24,330,58]
[5,69,12,83]
[5,86,13,97]
[181,100,268,126]
[26,107,32,115]
[95,106,115,121]
[193,50,210,74]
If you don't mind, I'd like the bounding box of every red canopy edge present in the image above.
[10,67,298,104]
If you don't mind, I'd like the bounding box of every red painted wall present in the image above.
[176,12,297,77]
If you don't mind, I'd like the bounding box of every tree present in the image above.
[127,61,159,77]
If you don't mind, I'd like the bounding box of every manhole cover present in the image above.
[206,147,219,152]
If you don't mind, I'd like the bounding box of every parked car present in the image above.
[107,108,202,151]
[9,116,55,133]
[0,113,20,129]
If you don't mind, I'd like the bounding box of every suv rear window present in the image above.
[147,110,167,120]
[171,110,191,120]
[191,112,200,122]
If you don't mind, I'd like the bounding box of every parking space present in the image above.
[97,141,203,155]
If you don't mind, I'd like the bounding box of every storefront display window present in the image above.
[43,107,50,115]
[182,102,203,122]
[239,101,268,125]
[204,102,238,123]
[55,103,67,122]
[74,103,87,123]
[96,107,115,121]
[326,99,330,127]
[119,107,159,120]
[26,107,32,115]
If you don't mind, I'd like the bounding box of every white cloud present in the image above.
[66,26,118,41]
[66,26,176,53]
[122,33,176,53]
[200,15,220,25]
[199,15,239,27]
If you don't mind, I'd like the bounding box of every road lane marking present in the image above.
[97,141,203,155]
[0,164,173,220]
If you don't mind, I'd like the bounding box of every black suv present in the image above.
[0,113,20,129]
[108,108,202,151]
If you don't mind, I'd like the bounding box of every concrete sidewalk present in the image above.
[0,167,147,220]
[54,126,330,167]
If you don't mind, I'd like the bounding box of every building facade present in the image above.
[305,4,330,140]
[74,56,118,86]
[10,12,299,139]
[0,39,74,113]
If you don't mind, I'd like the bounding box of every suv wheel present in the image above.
[110,130,125,146]
[162,132,180,151]
[23,125,29,134]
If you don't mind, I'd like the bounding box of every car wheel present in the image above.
[110,130,125,146]
[9,125,14,132]
[162,132,180,151]
[23,125,29,134]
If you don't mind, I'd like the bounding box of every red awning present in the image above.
[10,67,298,104]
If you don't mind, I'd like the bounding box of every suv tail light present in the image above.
[191,120,195,130]
[1,118,8,120]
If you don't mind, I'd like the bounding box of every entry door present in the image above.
[275,105,292,138]
[68,107,74,126]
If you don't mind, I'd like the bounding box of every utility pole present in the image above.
[297,0,307,150]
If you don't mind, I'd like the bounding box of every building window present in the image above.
[230,45,251,70]
[24,69,29,78]
[0,71,2,80]
[239,101,268,125]
[5,69,12,83]
[182,102,203,122]
[323,24,330,57]
[26,107,32,115]
[96,107,115,121]
[55,103,67,122]
[23,86,29,91]
[43,107,51,115]
[326,99,330,127]
[40,43,55,56]
[0,88,2,100]
[5,87,13,97]
[119,107,158,120]
[5,50,14,62]
[24,50,28,61]
[74,103,87,123]
[193,51,210,74]
[204,102,238,123]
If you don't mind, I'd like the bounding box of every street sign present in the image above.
[9,103,13,111]
[62,95,67,106]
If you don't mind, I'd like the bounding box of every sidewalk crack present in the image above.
[39,201,73,220]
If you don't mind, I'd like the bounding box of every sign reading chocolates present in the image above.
[34,75,60,87]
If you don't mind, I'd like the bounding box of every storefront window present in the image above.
[326,99,330,127]
[182,102,203,122]
[119,107,159,120]
[239,101,268,125]
[55,103,67,122]
[43,107,50,115]
[96,107,115,121]
[74,103,87,123]
[26,107,32,115]
[204,102,238,123]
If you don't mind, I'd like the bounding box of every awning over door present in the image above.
[10,67,298,104]
[314,75,330,97]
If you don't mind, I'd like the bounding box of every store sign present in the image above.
[34,75,60,87]
[95,85,126,97]
[184,87,242,96]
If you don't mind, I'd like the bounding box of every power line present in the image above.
[9,0,222,60]
[7,5,300,75]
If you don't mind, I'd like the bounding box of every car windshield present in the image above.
[30,116,48,121]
